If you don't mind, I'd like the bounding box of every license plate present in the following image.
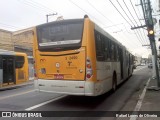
[54,74,64,79]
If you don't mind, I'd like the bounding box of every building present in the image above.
[0,27,34,56]
[134,54,142,66]
[0,29,14,51]
[12,27,34,56]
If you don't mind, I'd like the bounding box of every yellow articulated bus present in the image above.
[33,16,134,96]
[0,50,29,88]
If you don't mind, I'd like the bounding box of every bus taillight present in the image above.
[33,59,37,79]
[86,64,91,69]
[86,57,93,80]
[86,72,92,79]
[34,72,37,78]
[34,67,37,78]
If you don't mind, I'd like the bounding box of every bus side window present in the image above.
[114,44,117,61]
[110,41,115,61]
[116,46,119,61]
[126,51,129,65]
[95,31,105,61]
[104,37,110,61]
[15,56,25,68]
[0,57,2,69]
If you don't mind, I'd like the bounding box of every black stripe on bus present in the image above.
[40,52,80,57]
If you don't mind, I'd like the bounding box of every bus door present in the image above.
[2,56,15,85]
[0,57,2,87]
[119,48,123,79]
[15,56,25,82]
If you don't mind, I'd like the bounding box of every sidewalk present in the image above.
[137,76,160,120]
[0,78,34,91]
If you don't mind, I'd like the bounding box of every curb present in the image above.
[0,80,34,91]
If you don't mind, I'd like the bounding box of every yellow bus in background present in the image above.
[15,52,29,85]
[0,50,29,88]
[33,16,134,96]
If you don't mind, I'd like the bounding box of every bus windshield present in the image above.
[37,19,84,51]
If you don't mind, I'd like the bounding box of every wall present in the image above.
[0,29,13,51]
[12,28,34,56]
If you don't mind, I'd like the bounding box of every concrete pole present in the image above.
[152,55,156,78]
[151,40,160,87]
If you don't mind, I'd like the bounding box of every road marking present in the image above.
[129,78,151,120]
[0,89,35,100]
[134,66,147,72]
[25,95,67,111]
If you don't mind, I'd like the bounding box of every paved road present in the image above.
[0,66,152,120]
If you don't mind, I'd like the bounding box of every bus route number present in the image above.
[65,56,78,60]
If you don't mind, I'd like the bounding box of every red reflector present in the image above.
[86,74,91,78]
[75,86,84,88]
[34,73,37,77]
[79,86,84,88]
[87,64,91,68]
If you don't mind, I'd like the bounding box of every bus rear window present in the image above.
[15,56,24,68]
[37,19,84,51]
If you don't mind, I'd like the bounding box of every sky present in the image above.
[0,0,157,58]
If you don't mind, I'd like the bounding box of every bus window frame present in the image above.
[36,19,84,52]
[15,56,25,69]
[95,29,122,62]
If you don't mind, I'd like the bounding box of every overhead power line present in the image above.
[86,0,140,47]
[109,0,132,27]
[109,0,147,46]
[70,0,140,48]
[116,0,146,45]
[122,0,148,45]
[129,0,149,44]
[68,0,105,27]
[0,22,21,31]
[123,0,138,26]
[116,0,135,27]
[86,0,113,23]
[26,0,57,13]
[109,0,142,44]
[103,23,123,28]
[18,0,48,13]
[18,0,58,15]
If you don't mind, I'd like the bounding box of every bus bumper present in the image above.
[34,79,95,96]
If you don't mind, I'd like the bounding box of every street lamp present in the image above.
[46,13,57,23]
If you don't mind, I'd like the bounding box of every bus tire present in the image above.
[112,73,117,92]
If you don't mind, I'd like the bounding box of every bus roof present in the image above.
[36,18,84,28]
[0,49,15,55]
[0,49,27,56]
[15,52,27,56]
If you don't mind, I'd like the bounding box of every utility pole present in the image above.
[46,13,57,23]
[142,44,150,47]
[132,0,160,90]
[141,0,160,90]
